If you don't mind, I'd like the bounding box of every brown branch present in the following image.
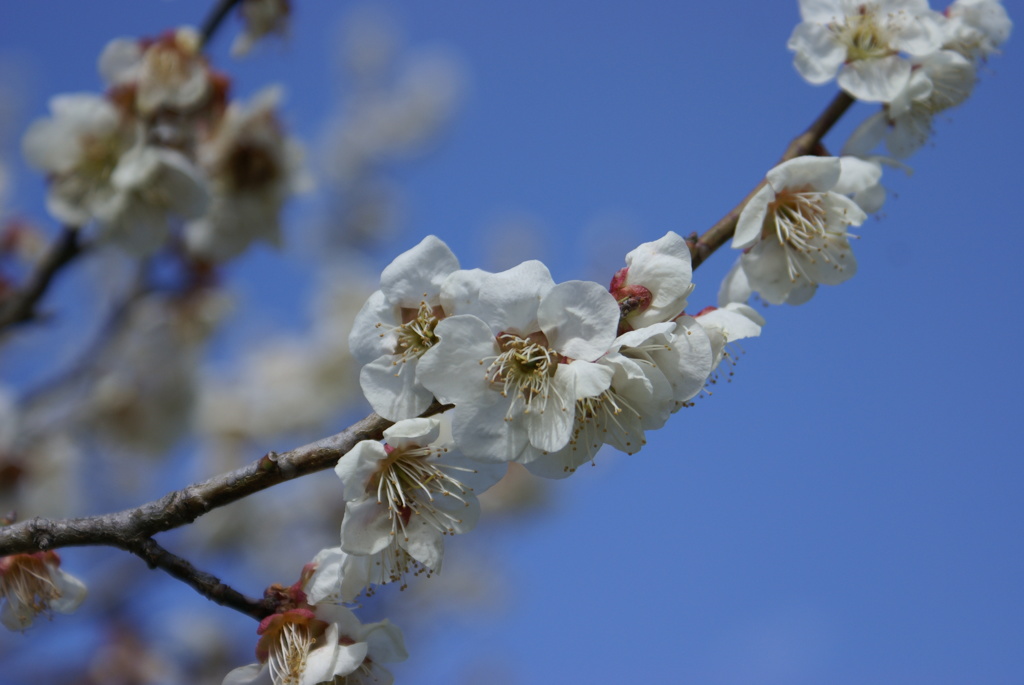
[0,409,395,558]
[200,0,245,46]
[124,537,275,620]
[0,227,83,331]
[689,91,856,270]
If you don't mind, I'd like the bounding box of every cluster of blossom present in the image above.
[719,0,1011,306]
[289,233,762,616]
[21,25,306,261]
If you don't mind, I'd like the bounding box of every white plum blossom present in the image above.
[349,236,460,420]
[100,27,216,117]
[304,547,382,604]
[314,603,408,685]
[843,49,977,158]
[223,608,368,685]
[0,551,87,631]
[21,93,135,226]
[336,417,504,589]
[93,140,210,255]
[185,86,308,260]
[945,0,1012,60]
[608,231,694,330]
[694,303,765,376]
[726,156,867,306]
[232,0,292,57]
[417,263,621,464]
[788,0,946,102]
[524,319,713,479]
[834,155,888,213]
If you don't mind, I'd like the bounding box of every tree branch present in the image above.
[0,227,83,331]
[0,409,397,557]
[124,537,275,620]
[689,90,856,269]
[200,0,245,46]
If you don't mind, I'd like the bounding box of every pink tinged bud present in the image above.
[609,266,629,293]
[609,267,654,318]
[695,306,718,317]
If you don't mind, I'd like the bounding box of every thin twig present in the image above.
[124,537,275,620]
[20,267,153,411]
[200,0,245,46]
[0,227,83,331]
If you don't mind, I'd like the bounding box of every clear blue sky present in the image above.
[1,2,1022,684]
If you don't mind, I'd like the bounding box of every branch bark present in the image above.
[125,537,275,620]
[0,410,394,557]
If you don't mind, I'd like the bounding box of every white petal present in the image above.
[336,440,388,501]
[837,56,911,103]
[842,111,889,157]
[379,235,459,307]
[766,156,841,193]
[98,38,141,85]
[538,281,619,360]
[525,364,575,452]
[48,569,88,614]
[835,157,883,195]
[717,258,754,307]
[349,290,400,365]
[340,498,394,556]
[400,518,445,570]
[416,315,497,405]
[221,663,270,685]
[788,22,846,84]
[359,356,434,421]
[443,261,554,334]
[363,620,409,664]
[732,184,774,249]
[566,360,614,400]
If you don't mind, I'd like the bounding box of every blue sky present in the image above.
[2,1,1023,684]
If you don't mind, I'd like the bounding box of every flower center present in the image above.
[369,444,475,540]
[830,6,895,62]
[267,622,315,685]
[390,301,441,363]
[766,189,848,281]
[224,140,280,191]
[484,333,560,415]
[77,133,125,184]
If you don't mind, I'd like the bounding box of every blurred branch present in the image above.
[200,0,244,46]
[20,265,152,410]
[0,227,83,331]
[689,90,856,269]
